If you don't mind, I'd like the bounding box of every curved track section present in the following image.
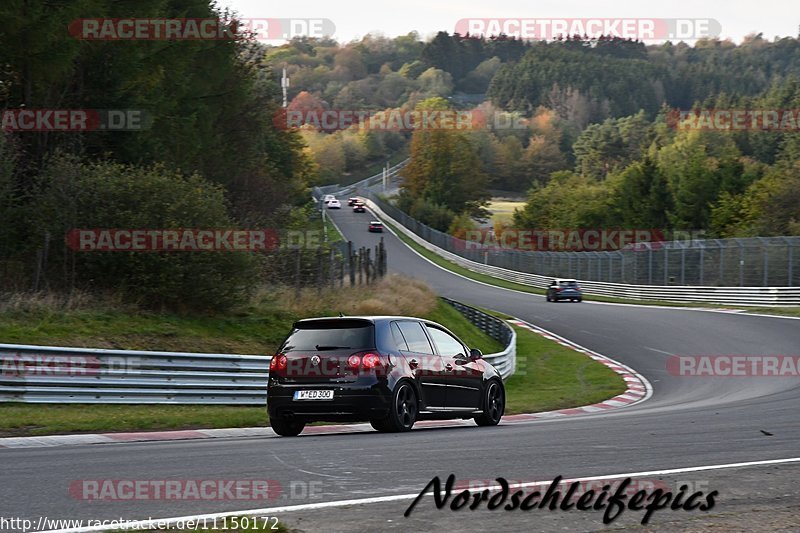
[1,201,799,529]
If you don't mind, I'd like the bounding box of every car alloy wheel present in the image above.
[395,383,417,430]
[379,382,417,432]
[475,380,504,426]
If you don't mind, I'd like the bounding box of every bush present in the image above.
[29,155,259,310]
[409,197,455,231]
[394,189,455,231]
[447,212,478,240]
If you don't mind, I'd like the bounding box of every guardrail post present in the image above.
[739,243,744,287]
[699,246,704,285]
[294,248,302,298]
[348,241,355,286]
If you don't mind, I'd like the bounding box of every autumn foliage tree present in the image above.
[400,97,489,229]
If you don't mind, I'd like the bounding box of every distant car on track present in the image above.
[546,278,582,302]
[347,197,360,206]
[267,316,505,436]
[368,220,383,232]
[353,202,366,213]
[327,199,341,209]
[322,194,335,204]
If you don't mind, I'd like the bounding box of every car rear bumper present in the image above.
[554,291,582,300]
[267,380,392,422]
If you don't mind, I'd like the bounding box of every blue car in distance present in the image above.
[546,278,583,302]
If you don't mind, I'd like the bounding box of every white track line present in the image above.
[41,456,800,532]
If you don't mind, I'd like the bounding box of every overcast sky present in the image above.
[221,0,798,44]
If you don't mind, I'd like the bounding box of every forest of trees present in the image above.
[0,0,315,308]
[3,11,799,307]
[266,31,800,238]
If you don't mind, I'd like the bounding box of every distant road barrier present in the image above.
[312,158,408,200]
[362,194,800,306]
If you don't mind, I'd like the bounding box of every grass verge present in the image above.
[0,405,267,437]
[502,322,626,414]
[0,277,501,437]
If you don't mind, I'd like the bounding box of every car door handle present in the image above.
[409,359,418,369]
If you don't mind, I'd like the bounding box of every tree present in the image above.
[512,171,609,229]
[523,135,568,186]
[606,156,672,229]
[402,97,489,219]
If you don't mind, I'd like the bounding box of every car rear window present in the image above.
[281,320,374,352]
[560,281,579,288]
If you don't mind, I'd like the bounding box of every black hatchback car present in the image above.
[267,316,505,436]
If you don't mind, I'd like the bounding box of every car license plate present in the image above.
[293,390,334,401]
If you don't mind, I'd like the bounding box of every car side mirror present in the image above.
[469,348,483,360]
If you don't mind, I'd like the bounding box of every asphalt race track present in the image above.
[1,199,799,532]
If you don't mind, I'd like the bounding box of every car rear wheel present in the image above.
[270,416,306,437]
[475,380,504,426]
[377,382,417,432]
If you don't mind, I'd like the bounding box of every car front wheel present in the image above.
[475,380,504,426]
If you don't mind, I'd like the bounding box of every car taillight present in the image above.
[575,285,581,291]
[347,352,386,373]
[361,353,382,369]
[347,354,361,369]
[270,354,287,372]
[556,287,562,292]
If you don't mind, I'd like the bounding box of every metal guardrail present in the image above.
[0,296,517,404]
[312,159,409,200]
[0,344,270,404]
[363,195,800,306]
[441,298,516,380]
